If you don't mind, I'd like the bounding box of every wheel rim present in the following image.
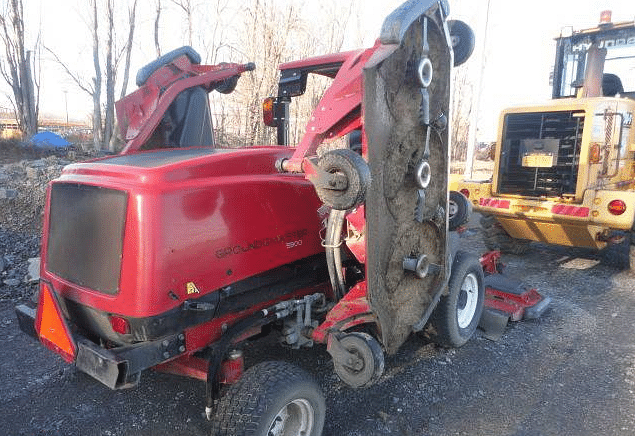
[448,199,458,218]
[268,398,314,436]
[456,272,479,329]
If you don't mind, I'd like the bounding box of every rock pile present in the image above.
[0,150,92,302]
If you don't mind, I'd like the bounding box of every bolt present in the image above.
[162,340,169,347]
[163,352,170,359]
[178,334,185,341]
[179,346,185,353]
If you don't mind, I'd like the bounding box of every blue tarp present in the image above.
[29,131,70,148]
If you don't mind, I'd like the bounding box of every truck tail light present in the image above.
[35,283,77,363]
[608,199,626,215]
[109,315,131,335]
[460,188,470,198]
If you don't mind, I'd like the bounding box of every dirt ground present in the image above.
[1,147,634,435]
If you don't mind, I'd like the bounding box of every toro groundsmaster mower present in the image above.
[15,1,484,435]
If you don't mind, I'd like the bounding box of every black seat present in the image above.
[170,87,213,147]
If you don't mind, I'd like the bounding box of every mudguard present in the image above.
[364,1,453,353]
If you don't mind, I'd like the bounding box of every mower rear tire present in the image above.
[210,361,325,436]
[430,251,484,348]
[316,148,370,211]
[333,332,384,388]
[480,214,530,255]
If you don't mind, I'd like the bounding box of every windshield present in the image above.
[553,25,635,98]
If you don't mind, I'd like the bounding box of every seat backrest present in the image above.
[164,86,214,148]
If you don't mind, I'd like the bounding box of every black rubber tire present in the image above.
[332,332,385,388]
[448,20,475,67]
[600,235,630,270]
[480,214,530,255]
[315,148,371,210]
[210,361,325,436]
[430,251,484,348]
[448,190,472,231]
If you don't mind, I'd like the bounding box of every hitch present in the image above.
[263,293,325,349]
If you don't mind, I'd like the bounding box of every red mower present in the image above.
[16,1,487,434]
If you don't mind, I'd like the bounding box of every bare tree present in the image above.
[0,0,39,138]
[47,0,138,151]
[200,0,233,64]
[119,0,137,100]
[207,0,363,147]
[233,0,303,146]
[450,68,473,163]
[90,0,102,149]
[103,0,115,151]
[170,0,194,47]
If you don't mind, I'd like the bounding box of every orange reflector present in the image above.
[35,283,77,363]
[608,199,626,215]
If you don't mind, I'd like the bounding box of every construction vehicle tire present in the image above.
[430,251,484,348]
[480,214,530,255]
[332,332,385,388]
[600,236,631,270]
[448,190,472,231]
[211,361,325,436]
[316,148,371,210]
[448,20,475,67]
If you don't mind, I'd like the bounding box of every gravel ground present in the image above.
[1,146,635,435]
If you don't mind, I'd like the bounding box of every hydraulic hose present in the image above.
[325,209,347,300]
[204,310,276,418]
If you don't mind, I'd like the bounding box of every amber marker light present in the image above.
[589,143,601,163]
[262,97,276,127]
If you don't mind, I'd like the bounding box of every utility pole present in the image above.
[63,89,69,128]
[465,0,491,180]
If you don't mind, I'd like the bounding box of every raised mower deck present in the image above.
[478,251,551,340]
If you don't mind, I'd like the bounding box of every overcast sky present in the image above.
[7,0,635,140]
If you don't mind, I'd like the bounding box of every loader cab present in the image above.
[552,11,635,100]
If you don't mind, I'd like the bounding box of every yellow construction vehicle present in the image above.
[453,11,635,268]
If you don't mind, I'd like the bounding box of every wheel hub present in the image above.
[456,272,479,329]
[268,398,314,436]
